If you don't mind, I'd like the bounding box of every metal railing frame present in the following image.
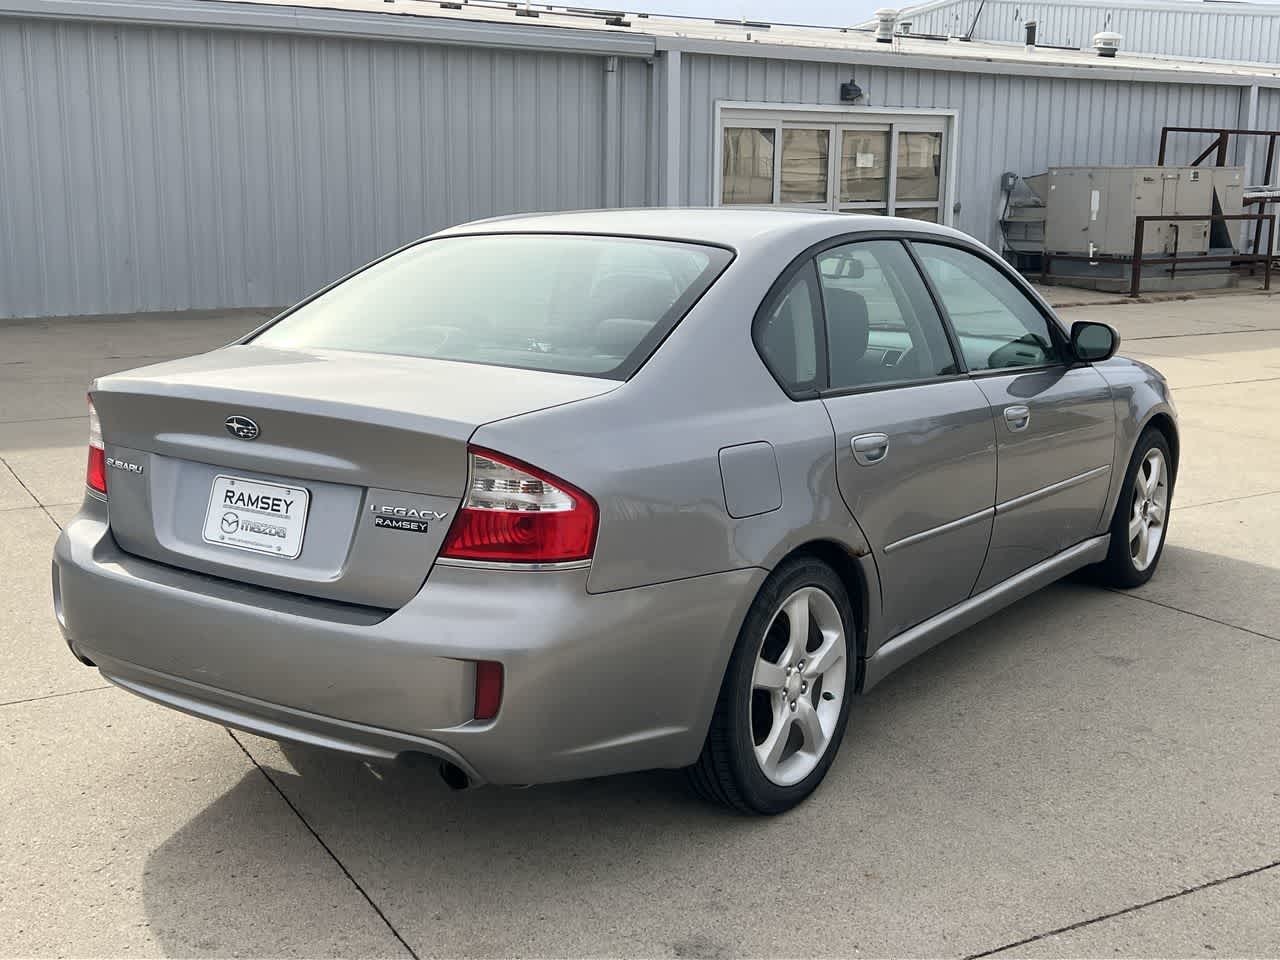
[1041,212,1275,298]
[1157,126,1280,260]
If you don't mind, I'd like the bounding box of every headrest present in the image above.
[823,287,870,363]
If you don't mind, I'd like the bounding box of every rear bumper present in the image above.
[52,503,762,785]
[95,654,486,782]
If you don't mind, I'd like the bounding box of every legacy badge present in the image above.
[370,503,447,535]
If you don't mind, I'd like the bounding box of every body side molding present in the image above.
[860,534,1110,692]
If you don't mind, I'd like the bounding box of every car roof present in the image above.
[437,207,973,250]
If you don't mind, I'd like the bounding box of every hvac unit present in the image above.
[1036,165,1244,258]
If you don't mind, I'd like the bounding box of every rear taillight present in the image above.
[86,396,107,497]
[439,447,597,564]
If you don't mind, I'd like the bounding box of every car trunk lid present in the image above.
[92,345,617,608]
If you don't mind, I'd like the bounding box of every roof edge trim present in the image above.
[0,0,657,56]
[655,35,1280,87]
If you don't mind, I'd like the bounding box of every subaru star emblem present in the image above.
[224,415,260,440]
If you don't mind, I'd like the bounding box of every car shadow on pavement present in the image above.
[136,549,1280,958]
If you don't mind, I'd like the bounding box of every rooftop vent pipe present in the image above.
[1024,20,1037,50]
[874,8,898,42]
[897,19,913,35]
[1092,31,1122,57]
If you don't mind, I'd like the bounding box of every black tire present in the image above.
[1094,426,1174,588]
[687,556,856,815]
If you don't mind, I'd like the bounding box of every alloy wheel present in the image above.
[749,586,847,786]
[1129,448,1168,572]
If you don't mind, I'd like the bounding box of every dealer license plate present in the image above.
[201,475,310,559]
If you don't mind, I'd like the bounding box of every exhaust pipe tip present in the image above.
[438,760,473,791]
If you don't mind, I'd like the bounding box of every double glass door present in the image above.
[721,115,946,222]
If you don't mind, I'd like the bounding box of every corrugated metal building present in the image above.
[2,0,1279,318]
[879,0,1280,65]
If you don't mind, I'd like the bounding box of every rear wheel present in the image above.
[688,557,855,815]
[1095,427,1173,588]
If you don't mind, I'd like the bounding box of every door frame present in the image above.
[712,101,960,225]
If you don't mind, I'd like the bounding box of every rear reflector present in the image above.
[439,447,597,564]
[473,660,504,721]
[86,396,107,496]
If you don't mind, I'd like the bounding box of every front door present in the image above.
[815,239,997,639]
[912,241,1116,592]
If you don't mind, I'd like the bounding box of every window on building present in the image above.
[718,110,950,222]
[895,131,942,221]
[780,129,830,205]
[722,127,775,205]
[839,129,889,212]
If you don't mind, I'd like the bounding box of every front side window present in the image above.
[817,240,957,390]
[252,235,731,379]
[755,262,822,394]
[914,242,1063,371]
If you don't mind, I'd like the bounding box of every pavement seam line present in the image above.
[1105,587,1280,644]
[1171,375,1280,391]
[0,414,87,425]
[0,684,113,708]
[1177,488,1280,510]
[964,858,1280,958]
[1126,327,1280,341]
[0,501,79,514]
[225,729,420,960]
[0,455,63,530]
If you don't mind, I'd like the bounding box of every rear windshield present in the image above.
[251,233,732,379]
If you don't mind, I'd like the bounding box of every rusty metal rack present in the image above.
[1158,125,1280,261]
[1042,212,1275,298]
[1157,125,1278,170]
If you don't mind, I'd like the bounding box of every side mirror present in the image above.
[1070,320,1119,363]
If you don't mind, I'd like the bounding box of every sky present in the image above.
[617,0,1280,29]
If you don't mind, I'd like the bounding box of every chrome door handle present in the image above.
[1004,405,1031,432]
[851,433,890,465]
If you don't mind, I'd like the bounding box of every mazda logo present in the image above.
[220,512,240,534]
[224,415,260,441]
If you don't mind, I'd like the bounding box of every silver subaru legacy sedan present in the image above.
[52,210,1177,814]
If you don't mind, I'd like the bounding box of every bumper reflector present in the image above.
[473,660,504,721]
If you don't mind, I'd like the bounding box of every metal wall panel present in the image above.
[682,52,1251,248]
[0,17,648,318]
[2,10,1272,319]
[1255,87,1280,183]
[618,56,655,207]
[903,0,1280,65]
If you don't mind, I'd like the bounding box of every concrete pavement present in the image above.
[2,294,1278,957]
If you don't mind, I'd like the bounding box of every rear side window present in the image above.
[755,261,823,395]
[913,242,1063,371]
[252,235,732,379]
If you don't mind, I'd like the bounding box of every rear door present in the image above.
[814,239,997,639]
[912,241,1115,592]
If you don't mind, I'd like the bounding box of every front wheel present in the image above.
[688,557,855,815]
[1095,427,1173,588]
